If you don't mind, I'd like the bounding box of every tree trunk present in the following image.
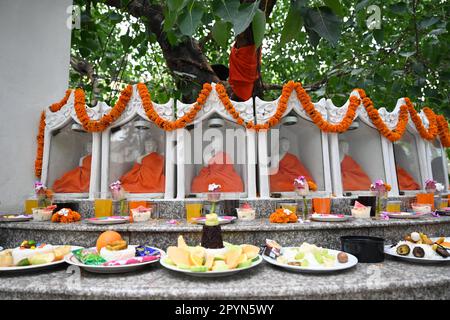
[105,0,219,102]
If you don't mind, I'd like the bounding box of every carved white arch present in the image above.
[100,84,176,199]
[255,91,332,198]
[41,92,102,199]
[175,83,257,199]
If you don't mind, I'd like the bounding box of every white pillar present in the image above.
[0,0,72,211]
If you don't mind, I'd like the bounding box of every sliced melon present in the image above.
[29,252,55,265]
[204,254,214,270]
[167,246,191,267]
[190,265,208,272]
[177,235,188,249]
[237,259,252,269]
[241,244,260,260]
[225,249,242,269]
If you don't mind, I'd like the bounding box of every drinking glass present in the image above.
[186,202,203,223]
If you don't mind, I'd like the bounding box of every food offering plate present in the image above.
[85,216,129,225]
[263,246,358,274]
[310,214,351,222]
[192,216,237,225]
[65,246,164,274]
[0,214,33,223]
[385,237,450,264]
[160,254,263,278]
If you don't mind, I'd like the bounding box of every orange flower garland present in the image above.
[74,85,133,132]
[308,181,318,192]
[295,82,361,133]
[269,208,298,223]
[49,90,72,112]
[357,89,409,142]
[404,98,438,141]
[437,115,450,147]
[137,82,212,131]
[35,111,46,178]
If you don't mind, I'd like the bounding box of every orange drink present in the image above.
[186,202,203,223]
[386,201,402,213]
[94,199,113,217]
[416,193,435,210]
[24,199,38,214]
[312,198,331,214]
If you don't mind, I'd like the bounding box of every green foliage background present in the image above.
[70,0,449,120]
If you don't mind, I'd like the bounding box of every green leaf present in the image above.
[280,0,304,45]
[305,27,320,48]
[167,0,188,12]
[252,9,266,47]
[324,0,344,16]
[355,0,371,12]
[120,34,132,49]
[399,51,415,58]
[304,7,342,47]
[389,2,409,14]
[178,2,203,36]
[108,12,122,22]
[233,1,261,35]
[212,0,260,35]
[419,17,439,29]
[212,20,232,47]
[212,0,240,23]
[372,28,383,44]
[163,8,178,32]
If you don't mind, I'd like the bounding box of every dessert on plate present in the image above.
[236,203,256,221]
[351,201,371,219]
[131,205,152,222]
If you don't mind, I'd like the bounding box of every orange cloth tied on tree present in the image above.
[191,152,244,193]
[120,152,165,193]
[341,155,372,191]
[52,155,92,193]
[270,153,315,192]
[229,45,260,101]
[396,166,420,190]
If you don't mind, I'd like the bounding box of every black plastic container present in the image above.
[340,236,385,263]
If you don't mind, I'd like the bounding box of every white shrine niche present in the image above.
[41,93,101,199]
[100,85,175,199]
[426,138,449,189]
[256,93,332,198]
[176,83,257,199]
[386,99,429,194]
[327,91,394,197]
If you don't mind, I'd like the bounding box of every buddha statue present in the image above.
[394,146,420,190]
[269,137,315,192]
[53,141,92,193]
[120,138,165,193]
[191,136,244,193]
[339,139,372,191]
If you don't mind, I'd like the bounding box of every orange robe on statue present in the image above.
[120,152,165,193]
[229,45,260,101]
[53,155,92,193]
[270,153,315,192]
[341,155,372,191]
[191,152,244,193]
[396,166,420,190]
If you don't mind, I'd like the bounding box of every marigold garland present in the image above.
[51,208,81,223]
[137,82,212,131]
[74,85,133,132]
[357,89,409,142]
[437,115,450,147]
[49,90,72,112]
[404,98,438,141]
[34,111,46,178]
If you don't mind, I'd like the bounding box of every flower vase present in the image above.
[375,193,387,219]
[302,196,309,221]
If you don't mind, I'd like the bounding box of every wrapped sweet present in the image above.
[135,245,160,257]
[72,248,106,265]
[264,239,281,259]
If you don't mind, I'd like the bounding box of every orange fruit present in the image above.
[96,231,122,253]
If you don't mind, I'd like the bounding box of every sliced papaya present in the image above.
[167,246,191,267]
[241,244,260,260]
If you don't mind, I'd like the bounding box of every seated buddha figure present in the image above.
[394,147,420,190]
[191,138,244,193]
[120,138,165,193]
[53,142,92,193]
[339,140,372,191]
[270,138,315,192]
